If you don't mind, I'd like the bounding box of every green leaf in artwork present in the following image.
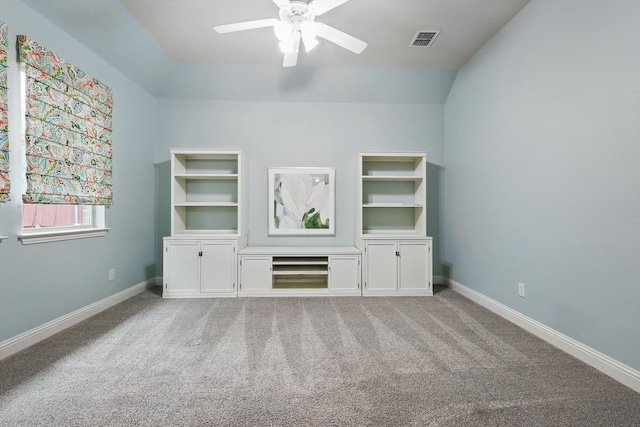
[303,209,329,229]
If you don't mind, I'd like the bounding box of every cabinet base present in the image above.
[162,291,238,298]
[363,290,434,297]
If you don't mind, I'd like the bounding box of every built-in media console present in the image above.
[162,149,433,298]
[238,246,361,296]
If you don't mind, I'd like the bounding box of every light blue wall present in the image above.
[0,1,157,341]
[157,65,457,103]
[155,100,445,272]
[444,0,640,370]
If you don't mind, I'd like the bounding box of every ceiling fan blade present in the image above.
[315,22,367,54]
[282,32,301,67]
[272,0,291,9]
[309,0,350,16]
[214,18,279,34]
[302,35,319,53]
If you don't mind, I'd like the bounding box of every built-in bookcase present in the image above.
[164,149,246,298]
[358,153,426,236]
[357,152,432,296]
[171,149,244,236]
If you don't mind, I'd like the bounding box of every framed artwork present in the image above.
[268,167,335,236]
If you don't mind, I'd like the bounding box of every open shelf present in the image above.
[174,155,239,175]
[272,276,328,289]
[271,256,329,289]
[362,180,420,205]
[273,256,329,265]
[170,149,244,236]
[273,266,329,275]
[362,176,423,181]
[358,152,427,237]
[173,205,238,234]
[174,174,238,180]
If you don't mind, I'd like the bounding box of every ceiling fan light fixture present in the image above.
[279,39,294,53]
[274,21,294,41]
[300,20,317,38]
[279,34,302,54]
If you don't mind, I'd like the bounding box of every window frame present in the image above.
[19,204,108,245]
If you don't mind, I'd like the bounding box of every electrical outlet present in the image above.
[109,269,115,282]
[518,282,526,298]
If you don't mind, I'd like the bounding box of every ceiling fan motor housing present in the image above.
[279,2,315,28]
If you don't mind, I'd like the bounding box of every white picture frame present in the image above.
[268,167,335,236]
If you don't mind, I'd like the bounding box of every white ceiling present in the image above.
[120,0,530,68]
[21,0,531,101]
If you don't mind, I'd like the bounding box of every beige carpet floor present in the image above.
[1,286,638,426]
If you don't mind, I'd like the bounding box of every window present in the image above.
[22,204,97,229]
[19,202,107,244]
[16,36,111,244]
[18,67,107,243]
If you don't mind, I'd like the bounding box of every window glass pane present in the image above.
[22,205,92,229]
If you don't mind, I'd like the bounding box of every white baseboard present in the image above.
[0,277,160,361]
[446,278,640,394]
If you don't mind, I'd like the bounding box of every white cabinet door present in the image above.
[363,239,433,296]
[329,256,361,293]
[164,239,238,297]
[201,241,236,294]
[239,256,272,293]
[164,240,200,295]
[398,241,428,292]
[364,241,397,293]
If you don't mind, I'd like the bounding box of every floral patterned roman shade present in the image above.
[17,35,113,205]
[0,21,9,202]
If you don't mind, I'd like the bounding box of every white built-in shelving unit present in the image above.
[162,149,431,298]
[170,149,245,236]
[357,152,433,296]
[163,149,247,298]
[358,153,427,236]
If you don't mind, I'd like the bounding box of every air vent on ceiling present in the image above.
[410,30,440,48]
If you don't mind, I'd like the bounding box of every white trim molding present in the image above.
[19,227,110,245]
[0,277,160,361]
[446,278,640,394]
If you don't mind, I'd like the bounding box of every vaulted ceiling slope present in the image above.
[21,0,530,103]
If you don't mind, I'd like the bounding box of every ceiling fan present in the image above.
[213,0,367,67]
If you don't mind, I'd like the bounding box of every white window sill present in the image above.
[19,228,110,245]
